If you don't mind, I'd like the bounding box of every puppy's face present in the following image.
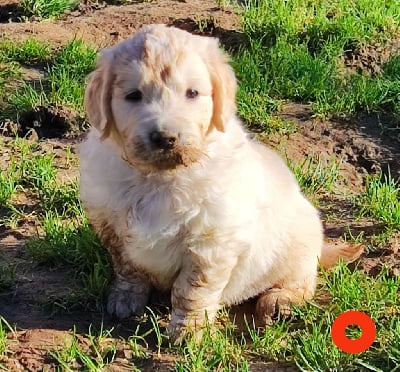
[111,45,213,170]
[85,25,237,171]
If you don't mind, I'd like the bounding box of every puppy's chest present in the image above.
[122,182,207,282]
[126,181,203,242]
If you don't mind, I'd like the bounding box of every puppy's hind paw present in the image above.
[107,278,151,319]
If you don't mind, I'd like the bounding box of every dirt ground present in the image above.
[0,0,240,47]
[0,1,399,371]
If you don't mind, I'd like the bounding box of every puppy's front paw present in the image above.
[255,289,292,326]
[167,322,187,345]
[167,321,204,345]
[107,278,151,319]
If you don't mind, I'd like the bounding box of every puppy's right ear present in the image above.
[84,50,115,140]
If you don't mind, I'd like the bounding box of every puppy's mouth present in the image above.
[124,140,203,171]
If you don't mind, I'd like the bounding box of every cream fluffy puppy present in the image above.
[80,24,344,340]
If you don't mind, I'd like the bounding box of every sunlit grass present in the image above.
[234,0,400,127]
[5,39,97,115]
[357,172,400,229]
[20,0,79,18]
[0,37,51,64]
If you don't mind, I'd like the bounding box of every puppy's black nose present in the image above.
[149,131,178,150]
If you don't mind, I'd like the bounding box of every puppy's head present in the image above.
[85,24,237,171]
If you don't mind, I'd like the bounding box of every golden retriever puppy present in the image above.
[80,24,360,341]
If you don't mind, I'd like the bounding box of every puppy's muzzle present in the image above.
[149,130,178,150]
[128,130,202,171]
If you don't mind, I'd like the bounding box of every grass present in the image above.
[175,324,249,371]
[20,0,79,19]
[0,317,15,371]
[0,321,6,358]
[0,38,96,122]
[8,39,97,114]
[234,0,400,126]
[0,62,21,112]
[0,170,17,207]
[0,137,111,313]
[0,317,14,356]
[0,38,51,65]
[48,40,97,111]
[292,264,400,371]
[241,0,400,47]
[49,326,118,370]
[0,264,16,291]
[26,217,112,312]
[20,0,139,17]
[357,172,400,229]
[246,264,399,371]
[288,155,341,198]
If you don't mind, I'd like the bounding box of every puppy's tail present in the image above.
[320,241,364,269]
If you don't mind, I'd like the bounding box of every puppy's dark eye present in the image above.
[125,90,143,101]
[186,89,199,99]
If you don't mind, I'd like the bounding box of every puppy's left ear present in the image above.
[204,39,237,133]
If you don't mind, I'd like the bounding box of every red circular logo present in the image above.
[331,310,376,354]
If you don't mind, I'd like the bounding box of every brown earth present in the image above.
[0,1,399,371]
[0,0,241,48]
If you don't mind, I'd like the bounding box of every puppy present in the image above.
[79,24,361,341]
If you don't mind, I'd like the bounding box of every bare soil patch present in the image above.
[341,38,400,76]
[277,103,400,179]
[0,1,400,370]
[0,0,241,48]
